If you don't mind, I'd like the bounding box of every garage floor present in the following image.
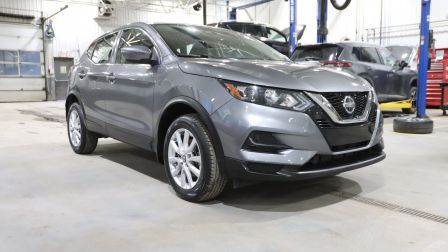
[1,101,448,252]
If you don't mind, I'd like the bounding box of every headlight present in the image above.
[221,80,313,112]
[370,88,378,104]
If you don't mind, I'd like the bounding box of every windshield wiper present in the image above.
[176,54,209,58]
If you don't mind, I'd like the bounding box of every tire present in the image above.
[67,102,98,154]
[393,117,433,134]
[163,114,227,202]
[402,86,417,114]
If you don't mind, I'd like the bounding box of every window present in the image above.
[116,29,154,64]
[352,47,381,64]
[291,45,342,61]
[153,24,288,61]
[377,47,399,67]
[86,42,96,58]
[266,28,286,43]
[0,50,41,77]
[91,33,117,64]
[245,24,264,37]
[225,23,244,33]
[0,50,19,76]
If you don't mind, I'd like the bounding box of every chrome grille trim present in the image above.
[306,91,372,124]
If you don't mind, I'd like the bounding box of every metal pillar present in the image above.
[417,0,431,118]
[317,0,328,43]
[289,0,297,54]
[393,0,433,134]
[228,0,273,20]
[203,0,207,25]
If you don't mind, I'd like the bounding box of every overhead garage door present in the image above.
[0,23,46,102]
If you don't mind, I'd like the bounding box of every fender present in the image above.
[154,96,226,171]
[65,90,85,118]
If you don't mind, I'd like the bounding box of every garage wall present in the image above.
[238,0,448,48]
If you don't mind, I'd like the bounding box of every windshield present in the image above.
[291,44,342,61]
[153,24,289,61]
[386,46,413,63]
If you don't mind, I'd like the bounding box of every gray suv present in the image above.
[66,23,385,202]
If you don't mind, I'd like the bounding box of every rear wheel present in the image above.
[402,86,417,114]
[67,103,98,154]
[163,114,227,202]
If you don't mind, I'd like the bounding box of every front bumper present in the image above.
[211,98,384,180]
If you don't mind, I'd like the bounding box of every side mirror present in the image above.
[121,45,153,64]
[296,25,306,43]
[399,60,408,70]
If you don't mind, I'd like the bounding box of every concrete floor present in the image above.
[1,101,448,252]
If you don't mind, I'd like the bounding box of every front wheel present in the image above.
[163,114,227,202]
[402,86,417,114]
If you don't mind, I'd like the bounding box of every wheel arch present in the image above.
[65,93,80,116]
[155,96,225,167]
[410,78,417,87]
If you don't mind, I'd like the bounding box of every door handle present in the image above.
[78,71,86,79]
[106,73,116,84]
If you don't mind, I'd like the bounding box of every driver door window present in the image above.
[116,29,154,64]
[377,47,399,67]
[266,28,287,43]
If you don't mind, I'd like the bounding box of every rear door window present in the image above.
[291,45,342,61]
[91,33,117,64]
[352,47,381,64]
[245,24,265,37]
[225,23,244,33]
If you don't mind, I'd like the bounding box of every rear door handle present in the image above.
[106,73,116,84]
[78,71,86,79]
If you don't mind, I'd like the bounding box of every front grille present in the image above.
[321,92,369,119]
[330,141,370,152]
[300,143,383,172]
[315,119,332,128]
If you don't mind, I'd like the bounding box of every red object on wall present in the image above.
[426,48,448,107]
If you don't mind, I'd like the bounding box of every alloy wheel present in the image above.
[167,128,202,190]
[69,110,82,148]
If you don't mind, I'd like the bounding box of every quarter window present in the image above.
[116,29,154,64]
[91,33,117,64]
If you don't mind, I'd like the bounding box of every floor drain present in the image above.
[330,191,448,225]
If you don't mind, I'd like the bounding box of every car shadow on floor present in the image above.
[94,141,363,212]
[213,176,362,212]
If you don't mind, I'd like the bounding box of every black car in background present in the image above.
[208,21,290,56]
[291,42,418,113]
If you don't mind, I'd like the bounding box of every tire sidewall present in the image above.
[403,87,417,114]
[163,116,214,200]
[67,103,88,154]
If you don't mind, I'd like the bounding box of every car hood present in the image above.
[177,58,371,93]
